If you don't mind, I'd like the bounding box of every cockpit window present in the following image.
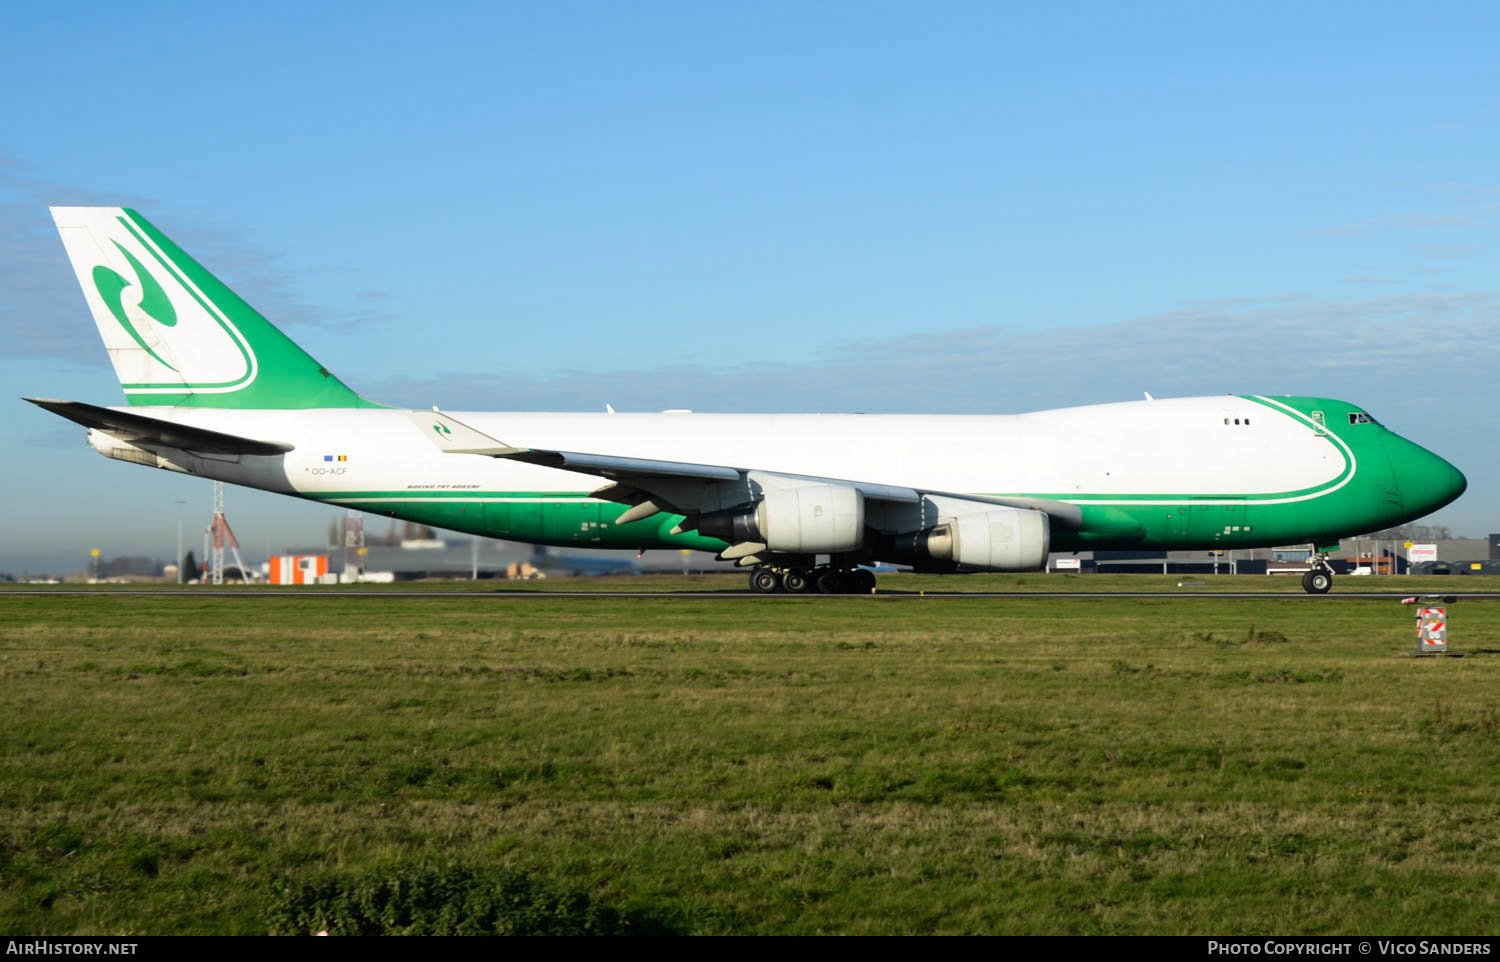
[1348,411,1379,425]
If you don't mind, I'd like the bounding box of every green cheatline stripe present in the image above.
[300,490,597,500]
[116,214,255,392]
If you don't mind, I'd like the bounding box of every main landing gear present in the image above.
[1301,552,1334,594]
[749,565,878,595]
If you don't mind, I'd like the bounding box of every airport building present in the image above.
[1051,534,1500,577]
[278,537,737,582]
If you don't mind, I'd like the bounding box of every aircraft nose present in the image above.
[1434,455,1468,508]
[1389,436,1467,514]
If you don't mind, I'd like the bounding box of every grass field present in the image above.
[2,583,1498,934]
[15,571,1500,594]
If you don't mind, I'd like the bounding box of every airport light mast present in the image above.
[208,481,249,585]
[343,509,365,582]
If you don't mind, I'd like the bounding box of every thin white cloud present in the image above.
[1309,213,1475,238]
[359,292,1500,416]
[0,158,391,364]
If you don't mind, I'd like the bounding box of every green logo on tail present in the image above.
[434,423,452,438]
[92,240,178,371]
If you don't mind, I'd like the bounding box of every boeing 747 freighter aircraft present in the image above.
[28,208,1467,593]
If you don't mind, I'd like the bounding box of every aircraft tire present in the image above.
[782,570,810,593]
[750,568,781,593]
[851,568,877,594]
[1302,569,1333,594]
[816,569,845,594]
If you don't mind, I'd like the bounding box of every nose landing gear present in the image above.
[1301,551,1334,594]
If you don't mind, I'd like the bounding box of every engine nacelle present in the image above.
[896,507,1049,572]
[698,484,864,554]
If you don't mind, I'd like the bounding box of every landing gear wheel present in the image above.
[816,569,846,595]
[850,568,877,594]
[782,570,810,593]
[750,568,781,593]
[1302,569,1333,594]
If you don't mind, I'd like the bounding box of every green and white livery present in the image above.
[31,207,1468,594]
[51,207,376,409]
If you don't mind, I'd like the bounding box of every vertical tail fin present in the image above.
[50,207,381,409]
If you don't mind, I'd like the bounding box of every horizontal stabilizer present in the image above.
[24,397,294,455]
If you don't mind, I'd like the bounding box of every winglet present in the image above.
[413,408,529,456]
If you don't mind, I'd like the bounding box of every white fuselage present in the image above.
[120,395,1339,502]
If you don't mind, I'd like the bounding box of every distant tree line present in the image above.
[1359,524,1458,542]
[100,556,168,577]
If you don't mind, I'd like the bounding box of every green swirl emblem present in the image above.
[92,240,178,371]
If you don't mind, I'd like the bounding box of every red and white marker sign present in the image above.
[1418,607,1447,652]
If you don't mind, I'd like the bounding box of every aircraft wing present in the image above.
[413,408,1083,531]
[505,448,743,483]
[25,398,295,456]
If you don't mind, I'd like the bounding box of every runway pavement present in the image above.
[6,589,1500,601]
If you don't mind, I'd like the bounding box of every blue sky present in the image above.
[3,1,1497,572]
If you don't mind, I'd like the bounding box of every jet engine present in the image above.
[890,506,1050,572]
[697,484,865,553]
